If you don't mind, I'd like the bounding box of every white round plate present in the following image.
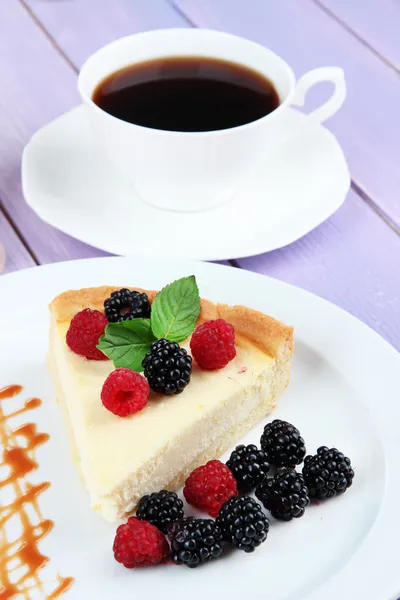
[1,258,398,600]
[22,107,350,260]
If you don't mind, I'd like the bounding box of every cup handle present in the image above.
[290,67,346,124]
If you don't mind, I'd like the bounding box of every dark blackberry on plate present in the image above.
[260,419,306,468]
[104,288,151,322]
[226,444,270,490]
[216,496,269,552]
[302,446,354,499]
[136,490,184,533]
[256,469,310,521]
[142,339,192,395]
[167,517,223,568]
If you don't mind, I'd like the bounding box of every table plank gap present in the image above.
[351,181,400,237]
[228,259,242,269]
[23,0,191,69]
[314,0,400,73]
[236,189,400,351]
[312,0,400,75]
[19,0,79,74]
[0,199,39,265]
[0,209,36,274]
[168,0,198,26]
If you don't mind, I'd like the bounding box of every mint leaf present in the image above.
[97,319,155,372]
[151,276,200,342]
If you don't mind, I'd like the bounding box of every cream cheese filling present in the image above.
[50,318,280,521]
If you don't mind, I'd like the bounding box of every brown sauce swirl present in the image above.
[0,385,74,598]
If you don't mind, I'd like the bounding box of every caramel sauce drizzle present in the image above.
[0,385,74,598]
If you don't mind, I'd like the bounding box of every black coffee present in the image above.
[92,56,280,132]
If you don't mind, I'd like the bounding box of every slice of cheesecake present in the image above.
[48,286,293,522]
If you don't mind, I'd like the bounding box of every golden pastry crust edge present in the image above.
[49,286,294,359]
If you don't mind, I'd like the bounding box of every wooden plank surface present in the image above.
[0,209,36,274]
[0,0,110,264]
[315,0,400,71]
[0,0,189,266]
[23,0,189,69]
[173,0,400,229]
[237,189,400,350]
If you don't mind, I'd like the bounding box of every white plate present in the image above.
[1,258,398,600]
[22,107,350,260]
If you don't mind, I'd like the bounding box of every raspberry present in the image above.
[66,308,108,360]
[183,459,237,517]
[113,516,169,568]
[190,319,236,370]
[101,368,149,417]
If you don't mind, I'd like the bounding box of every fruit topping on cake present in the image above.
[104,288,151,322]
[190,318,236,370]
[142,339,192,395]
[101,368,149,416]
[66,308,108,360]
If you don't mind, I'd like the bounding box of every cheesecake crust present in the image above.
[49,286,293,360]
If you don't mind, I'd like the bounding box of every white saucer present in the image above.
[22,106,350,260]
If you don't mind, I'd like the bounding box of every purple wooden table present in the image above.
[1,0,399,350]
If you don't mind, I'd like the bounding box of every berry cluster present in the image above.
[112,420,354,571]
[67,288,238,417]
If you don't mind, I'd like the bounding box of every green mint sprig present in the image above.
[97,319,155,372]
[97,276,200,372]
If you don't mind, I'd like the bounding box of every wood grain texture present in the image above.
[0,0,111,264]
[0,210,36,274]
[315,0,400,71]
[237,190,400,350]
[173,0,400,228]
[23,0,189,69]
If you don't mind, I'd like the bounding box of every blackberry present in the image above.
[104,288,151,323]
[136,490,184,533]
[302,446,354,499]
[142,339,192,395]
[216,496,269,553]
[260,419,306,468]
[167,517,223,568]
[226,444,270,490]
[255,470,310,521]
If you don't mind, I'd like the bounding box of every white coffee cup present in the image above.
[78,29,346,212]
